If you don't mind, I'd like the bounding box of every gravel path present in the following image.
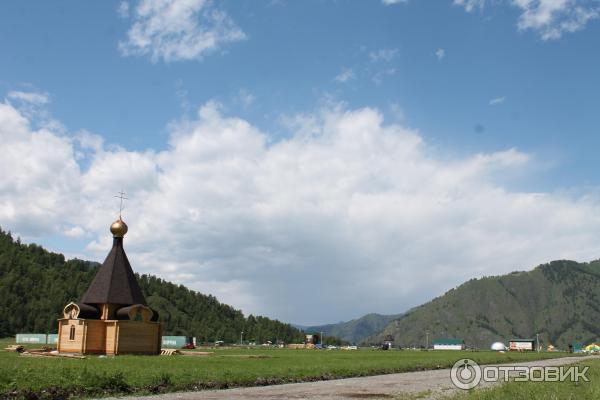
[109,356,588,400]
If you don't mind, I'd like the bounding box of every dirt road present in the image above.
[110,356,588,400]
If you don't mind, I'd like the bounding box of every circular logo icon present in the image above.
[450,358,482,390]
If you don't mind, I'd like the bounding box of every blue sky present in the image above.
[2,0,600,324]
[2,1,598,169]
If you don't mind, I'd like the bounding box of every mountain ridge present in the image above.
[298,312,404,344]
[367,259,600,349]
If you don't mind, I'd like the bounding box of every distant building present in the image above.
[161,336,194,349]
[571,342,583,353]
[305,333,320,345]
[432,338,465,350]
[509,338,536,351]
[288,343,307,349]
[382,334,394,350]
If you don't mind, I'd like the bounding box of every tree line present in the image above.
[0,227,308,344]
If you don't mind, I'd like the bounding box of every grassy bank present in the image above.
[0,338,575,399]
[447,358,600,400]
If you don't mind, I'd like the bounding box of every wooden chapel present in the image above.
[57,217,161,355]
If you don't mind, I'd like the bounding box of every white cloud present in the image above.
[64,226,85,238]
[118,0,246,63]
[372,68,396,85]
[7,91,50,105]
[4,97,600,325]
[516,0,599,40]
[117,1,130,18]
[454,0,486,12]
[365,48,398,85]
[456,0,600,40]
[0,102,81,236]
[234,88,256,108]
[334,68,355,83]
[369,48,398,63]
[435,48,445,61]
[489,96,506,105]
[174,79,191,114]
[382,0,409,4]
[389,102,406,121]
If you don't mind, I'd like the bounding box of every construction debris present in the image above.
[28,346,53,353]
[221,354,271,359]
[4,345,24,353]
[160,349,181,356]
[20,350,86,359]
[181,351,215,356]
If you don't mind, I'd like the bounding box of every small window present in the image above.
[69,325,76,341]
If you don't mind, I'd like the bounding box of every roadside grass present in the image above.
[446,358,600,400]
[394,390,433,399]
[0,337,577,399]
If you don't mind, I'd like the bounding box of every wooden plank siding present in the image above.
[57,318,160,355]
[57,319,85,353]
[105,321,117,355]
[83,320,107,354]
[115,321,160,355]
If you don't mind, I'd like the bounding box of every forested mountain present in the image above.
[0,228,304,343]
[299,313,403,344]
[368,260,600,349]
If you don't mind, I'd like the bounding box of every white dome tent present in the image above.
[491,342,507,351]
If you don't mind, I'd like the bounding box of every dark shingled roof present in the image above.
[80,237,146,305]
[116,304,142,320]
[76,303,101,319]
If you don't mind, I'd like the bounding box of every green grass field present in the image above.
[445,358,600,400]
[0,337,577,399]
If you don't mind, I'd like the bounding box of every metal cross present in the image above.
[114,190,128,218]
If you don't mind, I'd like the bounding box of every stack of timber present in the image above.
[160,349,181,356]
[20,350,86,359]
[181,351,214,356]
[4,345,24,353]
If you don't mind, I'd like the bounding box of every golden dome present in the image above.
[110,218,128,237]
